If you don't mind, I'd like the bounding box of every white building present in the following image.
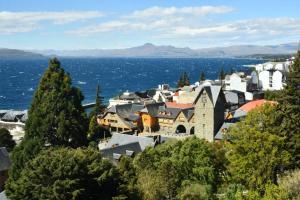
[258,70,284,91]
[153,84,174,102]
[225,73,248,92]
[254,61,293,91]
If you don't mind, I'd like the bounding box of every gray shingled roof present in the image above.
[103,132,155,151]
[233,109,247,118]
[1,110,27,122]
[215,122,235,140]
[0,147,11,172]
[194,85,222,107]
[225,91,239,105]
[182,108,194,121]
[101,142,142,163]
[157,106,181,119]
[140,102,164,117]
[0,110,9,118]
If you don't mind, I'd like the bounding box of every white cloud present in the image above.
[67,5,233,36]
[128,6,234,18]
[169,18,300,39]
[0,11,104,34]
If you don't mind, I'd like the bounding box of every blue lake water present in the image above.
[0,57,264,110]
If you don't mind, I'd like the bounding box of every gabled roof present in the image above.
[194,85,222,106]
[141,102,164,117]
[181,108,194,121]
[0,147,11,171]
[157,106,181,119]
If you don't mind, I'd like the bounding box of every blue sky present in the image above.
[0,0,300,49]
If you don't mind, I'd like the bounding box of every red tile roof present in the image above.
[166,102,194,109]
[239,99,277,112]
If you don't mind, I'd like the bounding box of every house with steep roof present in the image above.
[0,147,11,192]
[99,104,143,133]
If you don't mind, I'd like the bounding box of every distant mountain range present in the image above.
[0,48,44,59]
[0,42,298,59]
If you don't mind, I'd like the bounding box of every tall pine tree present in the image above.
[25,58,88,147]
[277,50,300,167]
[177,72,190,88]
[89,85,105,118]
[200,71,206,81]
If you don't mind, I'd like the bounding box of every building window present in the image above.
[202,124,205,128]
[203,103,205,107]
[203,114,205,118]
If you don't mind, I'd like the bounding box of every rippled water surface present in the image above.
[0,58,264,109]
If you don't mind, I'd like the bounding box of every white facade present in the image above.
[258,70,284,91]
[225,73,247,92]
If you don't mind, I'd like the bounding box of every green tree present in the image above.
[89,85,106,118]
[0,128,16,152]
[264,90,282,101]
[87,115,105,141]
[6,147,122,200]
[134,137,219,199]
[219,67,225,80]
[200,71,206,81]
[183,72,190,86]
[277,50,300,167]
[177,72,190,88]
[177,73,184,88]
[226,104,290,193]
[179,183,210,200]
[7,138,43,181]
[117,156,140,200]
[25,58,88,148]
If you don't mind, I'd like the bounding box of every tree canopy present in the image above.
[276,50,300,167]
[177,72,190,88]
[25,58,88,148]
[6,148,122,200]
[200,71,206,82]
[226,104,290,193]
[133,137,220,199]
[0,128,16,152]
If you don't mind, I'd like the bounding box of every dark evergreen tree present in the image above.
[177,73,184,88]
[277,50,300,167]
[89,85,105,118]
[200,71,206,81]
[183,72,190,86]
[8,138,43,181]
[219,67,225,80]
[177,72,190,88]
[0,128,16,152]
[6,148,122,200]
[25,58,88,147]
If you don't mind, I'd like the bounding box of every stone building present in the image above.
[194,85,225,142]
